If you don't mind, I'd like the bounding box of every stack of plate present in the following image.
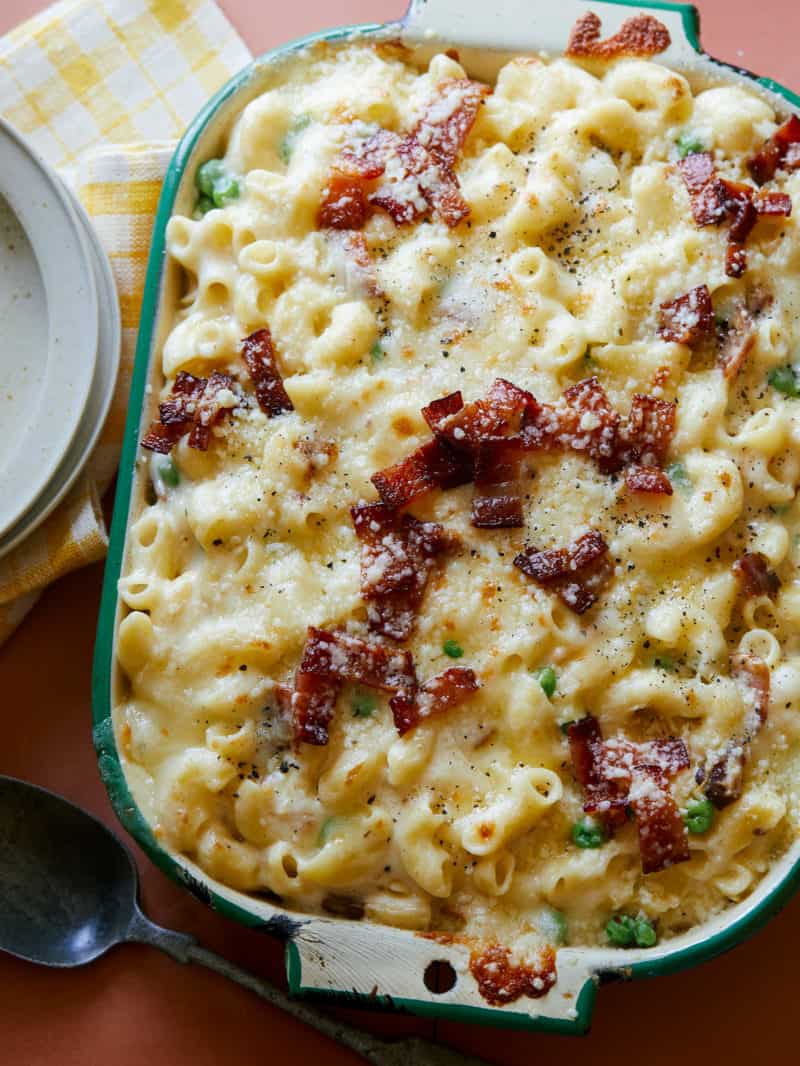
[0,117,120,561]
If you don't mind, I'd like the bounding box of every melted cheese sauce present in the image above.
[115,39,800,950]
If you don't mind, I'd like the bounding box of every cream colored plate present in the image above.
[0,184,120,561]
[0,118,98,540]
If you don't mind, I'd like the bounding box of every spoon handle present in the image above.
[126,909,489,1066]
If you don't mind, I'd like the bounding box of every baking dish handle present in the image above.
[286,917,600,1033]
[402,0,702,63]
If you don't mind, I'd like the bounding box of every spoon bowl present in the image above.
[0,776,136,967]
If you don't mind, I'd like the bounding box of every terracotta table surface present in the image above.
[3,1,800,1064]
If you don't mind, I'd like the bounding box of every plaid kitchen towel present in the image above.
[0,0,251,644]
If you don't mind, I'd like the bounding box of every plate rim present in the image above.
[0,183,121,560]
[0,116,99,539]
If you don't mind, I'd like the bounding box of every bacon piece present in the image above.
[186,371,237,450]
[318,172,370,230]
[566,11,671,58]
[341,128,403,180]
[567,715,628,828]
[471,438,526,528]
[569,716,690,873]
[142,371,237,454]
[733,551,780,599]
[241,328,293,417]
[469,943,556,1006]
[554,377,621,473]
[351,502,450,640]
[705,653,770,808]
[291,671,341,746]
[299,627,417,693]
[755,190,793,217]
[425,378,534,452]
[330,79,489,231]
[291,627,418,745]
[678,153,791,279]
[411,79,491,170]
[371,437,473,508]
[514,530,612,614]
[625,465,673,496]
[390,666,479,735]
[748,114,800,185]
[628,767,691,874]
[658,285,714,346]
[620,394,676,468]
[678,151,716,199]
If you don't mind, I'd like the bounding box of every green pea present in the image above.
[666,461,693,495]
[632,917,658,947]
[768,365,800,397]
[370,340,385,361]
[192,194,214,220]
[443,639,464,658]
[606,914,636,947]
[571,817,606,849]
[279,114,312,164]
[654,655,675,672]
[196,158,226,196]
[211,173,240,208]
[606,913,658,948]
[684,795,714,834]
[157,456,180,488]
[540,908,568,945]
[534,665,557,699]
[352,691,376,718]
[317,816,344,846]
[676,133,705,159]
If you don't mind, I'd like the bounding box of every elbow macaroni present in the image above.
[115,39,800,949]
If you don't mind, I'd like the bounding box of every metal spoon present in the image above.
[0,776,489,1066]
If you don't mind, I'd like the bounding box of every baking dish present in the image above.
[92,0,800,1033]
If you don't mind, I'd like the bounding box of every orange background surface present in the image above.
[2,2,800,1064]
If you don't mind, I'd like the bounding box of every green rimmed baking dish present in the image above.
[92,0,800,1034]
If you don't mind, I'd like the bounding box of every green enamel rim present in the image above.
[92,1,800,1036]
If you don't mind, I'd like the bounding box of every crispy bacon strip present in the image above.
[705,653,770,809]
[142,371,237,454]
[318,172,370,230]
[620,393,676,468]
[186,371,237,450]
[351,502,450,640]
[514,530,612,614]
[658,285,714,346]
[371,437,473,508]
[292,671,341,746]
[330,230,381,297]
[291,628,417,745]
[469,943,556,1006]
[472,438,526,528]
[390,666,479,735]
[327,79,489,230]
[568,715,690,874]
[241,328,293,417]
[565,11,671,57]
[748,114,800,185]
[628,767,691,875]
[424,379,534,451]
[733,551,780,599]
[678,153,791,278]
[625,465,673,496]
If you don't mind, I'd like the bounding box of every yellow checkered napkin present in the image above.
[0,0,251,644]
